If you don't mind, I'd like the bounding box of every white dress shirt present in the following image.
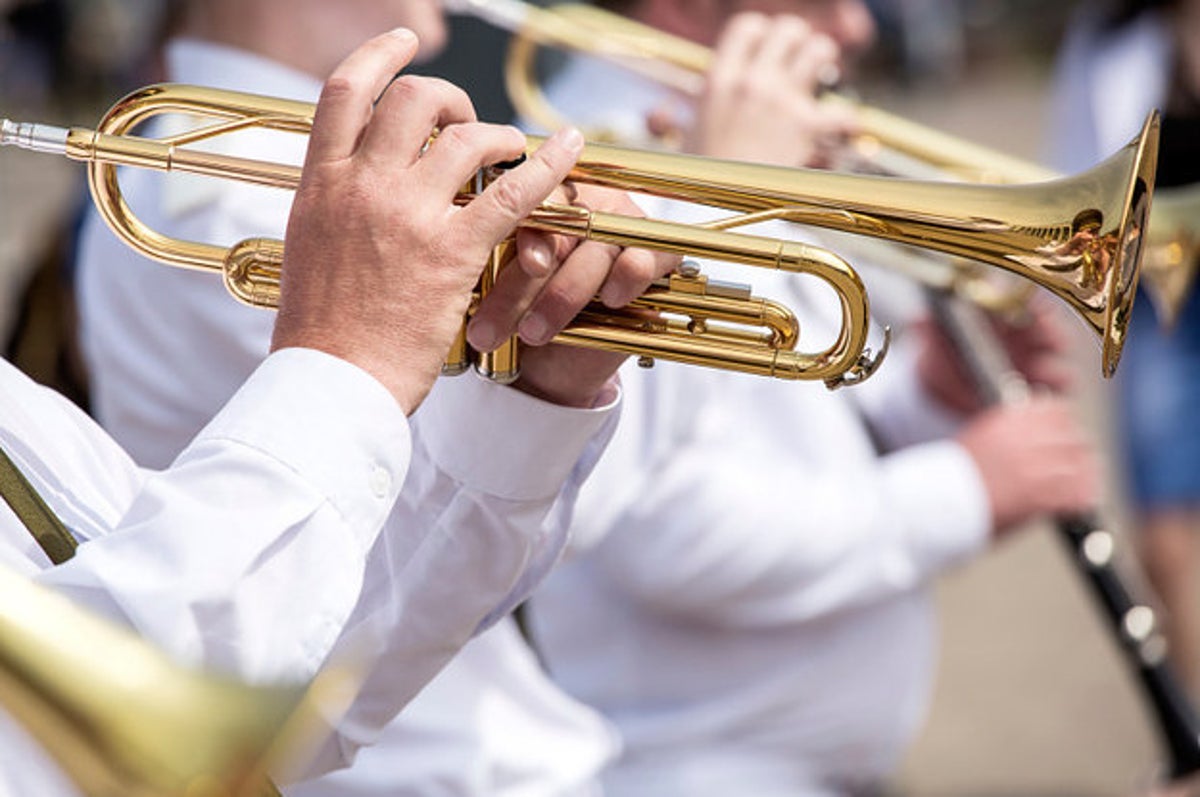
[0,348,404,795]
[0,344,615,796]
[526,57,992,797]
[0,348,415,797]
[74,39,618,797]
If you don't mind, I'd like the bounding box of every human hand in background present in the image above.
[956,396,1101,538]
[916,297,1076,415]
[682,12,859,168]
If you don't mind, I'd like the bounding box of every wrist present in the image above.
[511,345,626,408]
[513,370,620,409]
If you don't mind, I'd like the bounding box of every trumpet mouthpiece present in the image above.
[0,119,70,155]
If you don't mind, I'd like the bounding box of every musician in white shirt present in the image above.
[4,27,654,796]
[72,2,684,794]
[525,3,1104,795]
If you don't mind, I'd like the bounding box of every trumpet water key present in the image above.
[1,80,1158,379]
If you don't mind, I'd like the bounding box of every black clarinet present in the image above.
[927,287,1200,781]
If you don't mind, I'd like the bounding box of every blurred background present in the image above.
[0,1,1185,795]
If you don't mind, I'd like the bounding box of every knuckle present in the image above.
[488,175,530,219]
[319,75,356,105]
[436,123,473,153]
[429,77,473,112]
[733,11,769,34]
[532,143,572,183]
[620,250,658,286]
[495,124,526,154]
[385,74,424,103]
[776,17,811,44]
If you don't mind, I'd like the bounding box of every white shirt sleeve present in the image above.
[35,348,412,682]
[0,349,620,791]
[294,372,620,777]
[574,363,988,630]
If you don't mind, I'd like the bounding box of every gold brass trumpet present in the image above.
[2,86,880,388]
[448,0,1194,329]
[0,561,324,797]
[1,81,1157,379]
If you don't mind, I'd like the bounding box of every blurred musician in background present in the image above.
[1049,0,1200,692]
[3,28,647,794]
[517,2,1105,795]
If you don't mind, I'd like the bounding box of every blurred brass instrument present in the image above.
[0,561,319,797]
[1142,184,1200,326]
[1,80,1156,379]
[447,0,1195,327]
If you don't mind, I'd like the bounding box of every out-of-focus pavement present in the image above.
[0,31,1193,797]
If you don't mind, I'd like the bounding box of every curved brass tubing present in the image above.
[2,81,1159,378]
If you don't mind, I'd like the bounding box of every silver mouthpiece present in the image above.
[0,119,70,155]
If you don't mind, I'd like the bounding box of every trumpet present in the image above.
[0,561,327,797]
[0,81,1157,379]
[447,0,1196,328]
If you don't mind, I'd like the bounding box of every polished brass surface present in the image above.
[843,115,1198,328]
[1,81,1158,378]
[3,83,880,388]
[449,0,1193,332]
[1,85,882,387]
[0,561,314,797]
[524,112,1159,377]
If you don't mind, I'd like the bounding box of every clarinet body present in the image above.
[927,287,1200,781]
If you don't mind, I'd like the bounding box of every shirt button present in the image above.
[369,465,391,499]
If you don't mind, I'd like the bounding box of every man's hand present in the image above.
[270,28,584,414]
[917,298,1076,414]
[956,397,1101,538]
[682,12,859,168]
[466,184,681,408]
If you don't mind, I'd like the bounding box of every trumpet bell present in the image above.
[528,110,1160,377]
